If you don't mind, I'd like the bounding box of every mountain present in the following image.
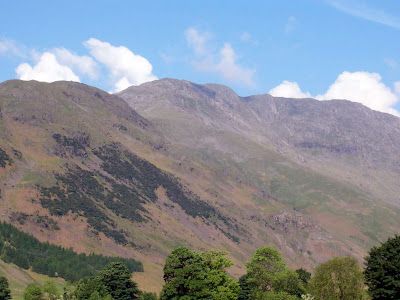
[119,78,400,205]
[0,78,400,292]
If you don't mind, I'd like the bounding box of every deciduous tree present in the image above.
[245,247,304,299]
[308,257,364,300]
[160,247,239,300]
[24,284,43,300]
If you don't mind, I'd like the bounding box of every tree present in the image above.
[74,277,105,300]
[245,246,304,299]
[0,277,11,300]
[97,262,140,300]
[308,256,364,300]
[140,292,158,300]
[160,247,240,300]
[365,235,400,299]
[296,269,311,286]
[43,281,60,300]
[63,283,76,300]
[88,291,102,300]
[24,284,43,300]
[238,275,252,300]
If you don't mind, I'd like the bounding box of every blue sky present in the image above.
[1,0,399,115]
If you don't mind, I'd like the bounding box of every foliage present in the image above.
[74,277,106,300]
[308,256,365,300]
[140,292,158,300]
[0,277,11,300]
[97,262,140,300]
[39,166,131,244]
[245,247,304,299]
[22,281,62,300]
[238,275,252,300]
[23,284,43,300]
[0,222,142,281]
[41,143,238,244]
[254,291,298,300]
[52,132,90,158]
[364,235,400,300]
[160,247,240,300]
[295,269,311,286]
[43,281,60,300]
[75,262,140,300]
[0,148,12,168]
[94,144,229,220]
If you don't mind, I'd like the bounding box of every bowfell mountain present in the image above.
[0,78,399,291]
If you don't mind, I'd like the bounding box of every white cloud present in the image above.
[53,48,98,79]
[326,0,400,30]
[185,27,210,56]
[0,38,24,57]
[84,38,157,92]
[269,80,311,98]
[16,52,80,82]
[240,32,252,43]
[395,81,400,95]
[317,72,398,115]
[185,28,255,87]
[384,58,398,69]
[215,43,255,86]
[284,16,297,34]
[269,71,400,116]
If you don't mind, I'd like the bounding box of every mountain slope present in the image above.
[119,78,400,262]
[0,79,399,292]
[120,78,400,205]
[0,80,253,291]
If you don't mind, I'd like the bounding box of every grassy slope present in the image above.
[0,260,65,300]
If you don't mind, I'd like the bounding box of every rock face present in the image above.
[1,78,400,291]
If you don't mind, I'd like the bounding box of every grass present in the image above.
[0,260,65,300]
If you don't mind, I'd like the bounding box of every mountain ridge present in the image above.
[120,78,400,205]
[0,78,399,291]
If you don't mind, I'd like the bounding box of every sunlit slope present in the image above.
[0,79,399,292]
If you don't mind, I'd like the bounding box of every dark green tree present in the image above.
[0,222,142,281]
[24,284,43,300]
[295,268,311,286]
[365,235,400,300]
[97,262,140,300]
[238,275,252,300]
[160,247,240,300]
[0,277,11,300]
[309,256,364,300]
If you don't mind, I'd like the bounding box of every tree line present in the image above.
[0,222,143,281]
[0,234,399,300]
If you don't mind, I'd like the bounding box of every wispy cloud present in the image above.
[326,0,400,30]
[0,38,27,58]
[284,16,297,34]
[185,27,255,87]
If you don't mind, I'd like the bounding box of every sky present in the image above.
[1,0,400,115]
